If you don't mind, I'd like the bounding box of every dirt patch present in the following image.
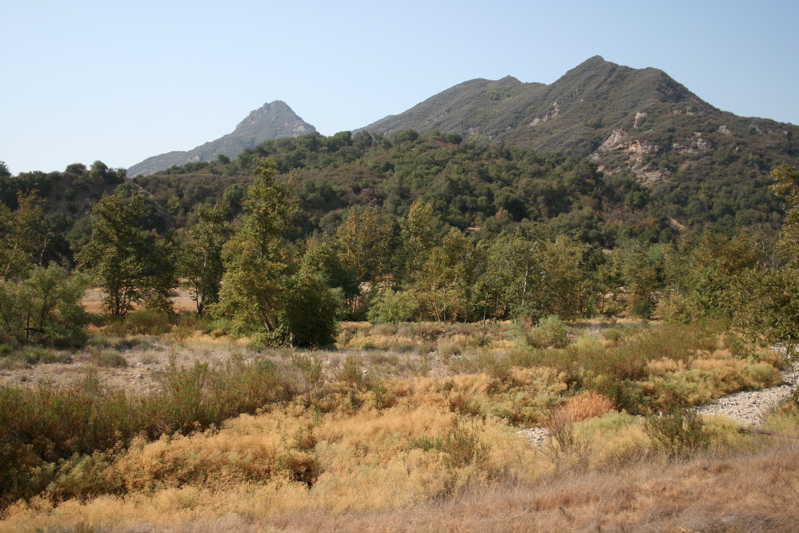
[81,286,198,314]
[0,333,252,396]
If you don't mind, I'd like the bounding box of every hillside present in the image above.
[127,101,316,177]
[364,56,799,184]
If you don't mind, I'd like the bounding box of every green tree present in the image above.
[0,265,88,347]
[474,227,587,322]
[335,205,396,283]
[0,191,47,279]
[414,228,473,322]
[280,252,341,347]
[78,190,176,318]
[771,164,799,265]
[211,159,297,336]
[399,198,438,284]
[178,203,229,315]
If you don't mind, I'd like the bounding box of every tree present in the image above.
[413,227,473,322]
[78,190,176,318]
[771,164,799,266]
[335,205,396,283]
[0,191,48,279]
[178,203,228,315]
[211,159,297,336]
[474,226,587,322]
[0,265,88,347]
[399,198,438,284]
[280,251,341,347]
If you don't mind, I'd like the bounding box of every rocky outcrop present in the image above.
[128,101,315,177]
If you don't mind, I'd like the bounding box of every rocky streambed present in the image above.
[694,355,799,427]
[521,351,799,445]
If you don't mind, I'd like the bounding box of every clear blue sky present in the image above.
[2,0,797,175]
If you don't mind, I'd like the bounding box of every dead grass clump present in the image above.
[561,391,615,423]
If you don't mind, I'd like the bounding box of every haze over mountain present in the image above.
[364,56,798,183]
[127,101,315,177]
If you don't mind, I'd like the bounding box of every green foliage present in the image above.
[178,203,229,314]
[335,205,397,284]
[644,408,708,458]
[0,265,88,348]
[281,267,340,348]
[771,164,799,266]
[78,190,176,318]
[525,315,571,348]
[475,226,588,322]
[106,309,173,337]
[425,420,489,468]
[727,268,799,354]
[0,191,47,279]
[368,289,420,324]
[211,159,297,334]
[413,227,473,322]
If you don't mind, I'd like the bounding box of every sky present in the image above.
[2,0,798,175]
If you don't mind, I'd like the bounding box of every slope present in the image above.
[127,101,316,177]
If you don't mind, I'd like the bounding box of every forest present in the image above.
[0,130,798,531]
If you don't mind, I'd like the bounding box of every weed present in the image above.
[89,351,127,368]
[526,316,571,348]
[106,310,173,336]
[644,408,708,458]
[291,353,323,388]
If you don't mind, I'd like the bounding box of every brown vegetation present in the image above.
[0,319,795,532]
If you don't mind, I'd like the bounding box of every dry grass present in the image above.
[0,319,794,532]
[3,432,798,532]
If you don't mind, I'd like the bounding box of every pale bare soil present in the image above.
[0,287,234,393]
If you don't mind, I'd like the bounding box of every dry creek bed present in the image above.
[521,349,799,445]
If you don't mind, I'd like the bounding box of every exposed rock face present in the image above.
[363,56,799,185]
[128,101,316,177]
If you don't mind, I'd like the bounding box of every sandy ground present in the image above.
[81,287,197,314]
[0,287,251,394]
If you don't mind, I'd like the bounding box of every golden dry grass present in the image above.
[1,319,794,532]
[4,433,798,532]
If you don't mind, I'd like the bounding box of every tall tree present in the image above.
[335,205,396,283]
[211,159,297,335]
[78,190,176,318]
[0,191,47,279]
[178,203,228,315]
[771,164,799,266]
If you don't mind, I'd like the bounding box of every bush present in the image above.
[368,289,419,324]
[281,270,340,348]
[0,265,89,348]
[90,351,127,368]
[526,315,571,348]
[644,408,708,458]
[109,309,173,336]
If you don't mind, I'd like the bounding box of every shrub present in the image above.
[526,315,571,348]
[368,289,420,324]
[90,351,127,368]
[281,270,340,348]
[562,391,615,422]
[106,310,173,336]
[644,408,708,458]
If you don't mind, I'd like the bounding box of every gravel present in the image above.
[521,350,799,444]
[694,356,799,428]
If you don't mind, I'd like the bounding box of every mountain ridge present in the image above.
[363,56,798,183]
[128,101,315,177]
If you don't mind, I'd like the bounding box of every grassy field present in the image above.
[0,316,797,532]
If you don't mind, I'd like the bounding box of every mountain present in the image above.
[128,101,316,177]
[364,56,798,183]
